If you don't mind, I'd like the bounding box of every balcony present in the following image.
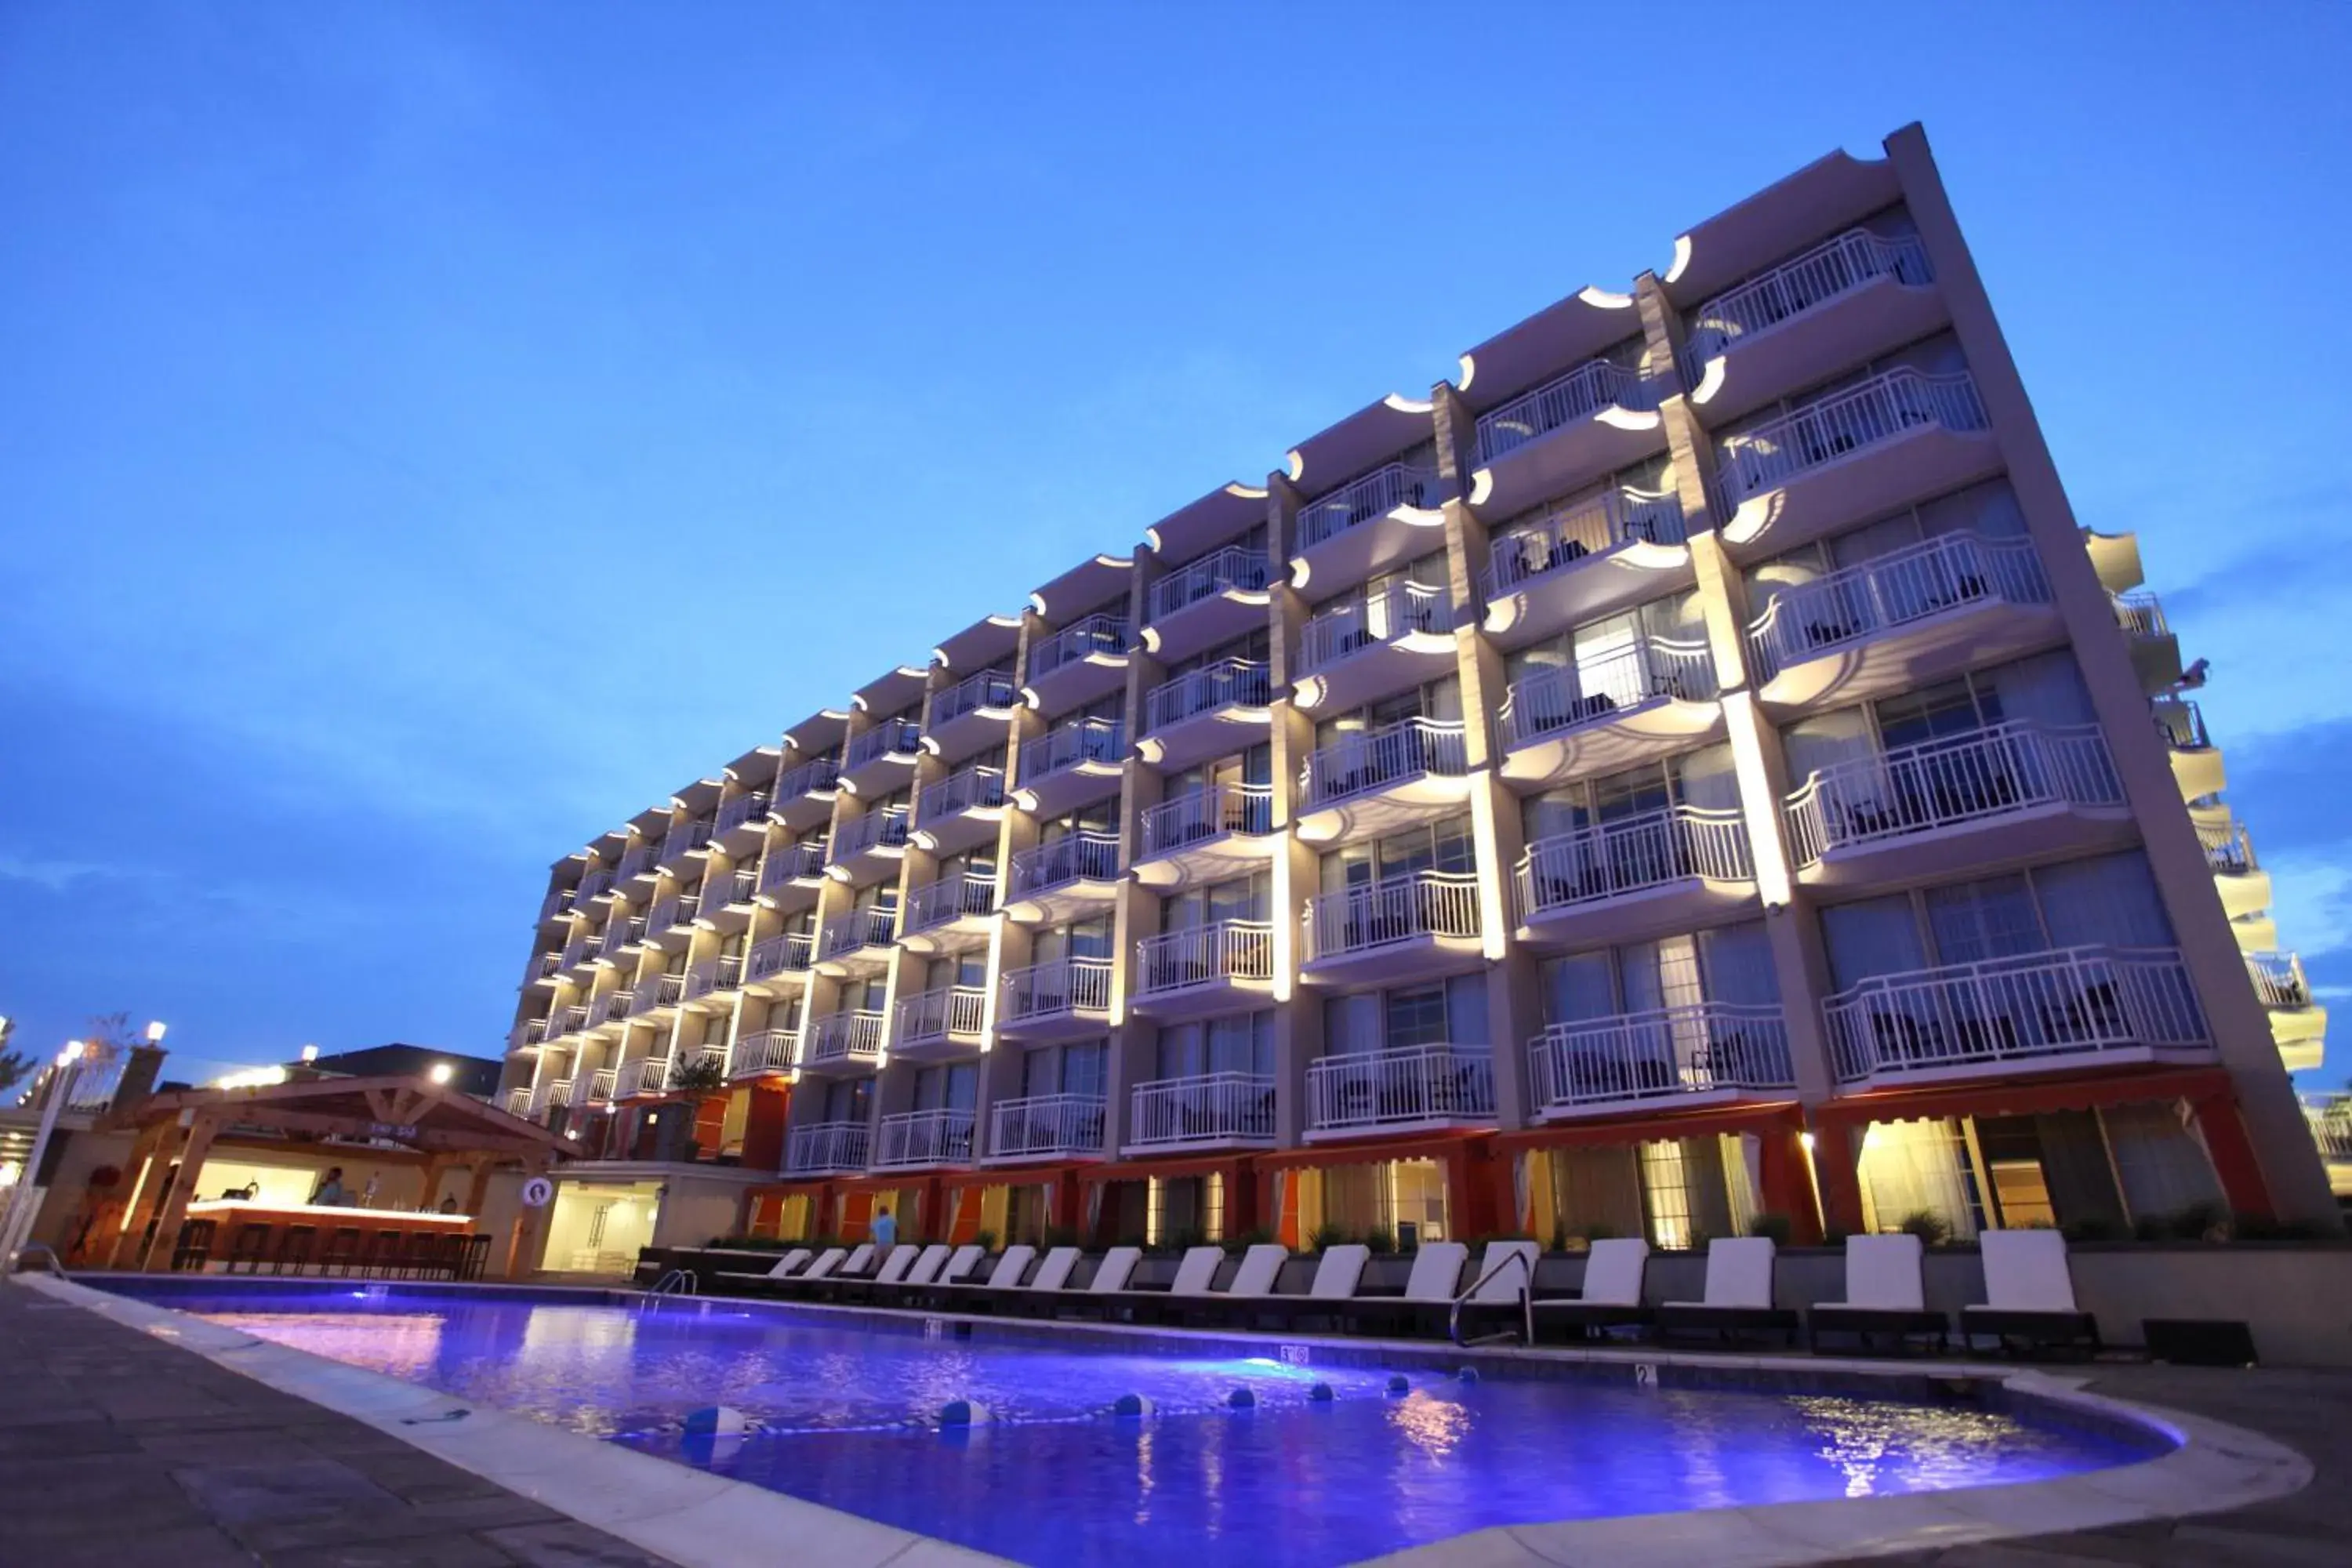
[1131,920,1276,1021]
[1301,870,1483,988]
[1025,613,1130,713]
[1291,462,1446,592]
[1747,534,2058,710]
[816,906,898,972]
[874,1108,977,1171]
[1530,1004,1795,1120]
[533,951,563,983]
[583,1067,619,1105]
[927,669,1019,760]
[1715,370,1997,557]
[1515,807,1755,948]
[628,1056,674,1098]
[987,1092,1107,1163]
[998,956,1113,1041]
[713,789,771,848]
[893,984,987,1059]
[646,895,701,949]
[630,973,685,1018]
[786,1121,872,1177]
[760,840,829,902]
[772,755,840,831]
[1480,489,1690,648]
[746,931,813,987]
[604,916,647,957]
[1138,659,1272,772]
[1684,228,1941,420]
[503,1087,532,1116]
[2112,590,2183,691]
[1497,638,1719,789]
[1305,1045,1494,1140]
[1468,358,1665,519]
[539,887,576,924]
[901,872,999,951]
[1125,1073,1277,1153]
[1004,829,1120,924]
[558,935,592,972]
[681,958,727,1005]
[1294,583,1457,716]
[2153,696,2223,802]
[659,818,713,869]
[828,804,910,884]
[1825,946,2212,1089]
[1145,543,1272,661]
[2189,813,2270,922]
[615,844,657,884]
[1784,721,2129,891]
[1014,717,1125,818]
[910,762,1005,858]
[535,1078,574,1112]
[842,717,924,797]
[1134,783,1278,890]
[800,1009,884,1075]
[700,870,760,931]
[586,991,632,1029]
[514,1018,549,1051]
[1294,717,1470,844]
[576,868,613,903]
[2248,952,2327,1072]
[550,1004,587,1039]
[729,1028,797,1080]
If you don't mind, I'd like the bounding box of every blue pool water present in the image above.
[114,1283,2166,1566]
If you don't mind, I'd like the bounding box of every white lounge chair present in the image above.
[765,1246,848,1297]
[1341,1241,1469,1336]
[1532,1239,1653,1338]
[1447,1240,1544,1338]
[825,1243,924,1302]
[710,1247,811,1293]
[1094,1245,1224,1323]
[1253,1243,1368,1330]
[1657,1237,1798,1344]
[931,1244,1035,1310]
[1960,1229,2100,1355]
[990,1245,1083,1314]
[1809,1233,1948,1352]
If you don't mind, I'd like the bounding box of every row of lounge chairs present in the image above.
[704,1229,2100,1354]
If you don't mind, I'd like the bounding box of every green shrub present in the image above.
[1167,1225,1206,1255]
[1306,1221,1353,1253]
[1230,1226,1275,1247]
[1364,1224,1396,1255]
[1747,1212,1793,1245]
[2165,1200,2229,1241]
[1896,1210,1951,1247]
[2061,1216,2122,1243]
[974,1229,999,1252]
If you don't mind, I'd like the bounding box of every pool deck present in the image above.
[4,1275,2345,1566]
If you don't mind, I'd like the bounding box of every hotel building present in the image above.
[496,123,2337,1261]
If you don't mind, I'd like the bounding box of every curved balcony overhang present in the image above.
[1719,429,2002,564]
[2169,744,2226,804]
[756,874,826,917]
[1132,789,1280,891]
[824,840,906,890]
[1129,971,1275,1023]
[1142,583,1271,665]
[2231,914,2278,954]
[1483,540,1694,652]
[888,1033,983,1069]
[994,1004,1112,1045]
[1798,800,2136,897]
[794,1047,883,1082]
[1134,701,1270,775]
[1457,285,1646,431]
[1754,595,2063,717]
[2213,866,2274,924]
[812,937,895,982]
[932,612,1024,677]
[1688,272,1948,428]
[768,785,837,834]
[898,909,997,957]
[2278,1035,2325,1075]
[922,703,1018,768]
[1294,770,1474,848]
[1663,147,1900,309]
[1288,499,1447,597]
[908,803,1004,860]
[1468,408,1665,524]
[837,742,922,801]
[1002,873,1120,930]
[1298,929,1483,989]
[1499,699,1725,793]
[2082,529,2145,596]
[1012,759,1123,822]
[1023,655,1127,717]
[851,664,930,719]
[1291,630,1457,718]
[697,895,758,938]
[1518,876,1760,953]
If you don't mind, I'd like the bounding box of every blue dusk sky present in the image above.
[3,4,2350,1089]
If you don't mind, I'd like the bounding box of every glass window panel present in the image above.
[1822,895,1928,989]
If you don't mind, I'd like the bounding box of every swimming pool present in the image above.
[103,1281,2169,1567]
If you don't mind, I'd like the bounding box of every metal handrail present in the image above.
[1448,1248,1532,1347]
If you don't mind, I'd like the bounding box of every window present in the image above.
[1326,976,1486,1055]
[1319,814,1475,894]
[1539,920,1779,1023]
[1313,677,1461,753]
[1162,872,1271,930]
[1820,851,2176,988]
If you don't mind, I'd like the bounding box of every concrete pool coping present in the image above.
[23,1272,2312,1568]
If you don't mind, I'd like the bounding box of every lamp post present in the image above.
[0,1040,86,1268]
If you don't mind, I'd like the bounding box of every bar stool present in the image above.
[169,1218,219,1272]
[459,1233,492,1281]
[360,1229,405,1279]
[395,1231,442,1280]
[226,1223,273,1273]
[270,1225,318,1276]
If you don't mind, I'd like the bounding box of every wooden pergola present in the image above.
[100,1075,572,1273]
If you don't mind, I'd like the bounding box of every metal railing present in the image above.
[731,1028,797,1077]
[1305,870,1482,961]
[762,840,827,889]
[1030,614,1129,678]
[1717,369,1987,503]
[559,935,590,970]
[535,951,562,979]
[715,792,770,834]
[1498,638,1715,750]
[831,804,910,861]
[747,931,813,981]
[553,1005,588,1036]
[846,717,924,770]
[2198,815,2256,876]
[517,1018,549,1048]
[777,755,840,799]
[918,763,1005,824]
[1824,945,2209,1082]
[803,1009,885,1069]
[1299,717,1468,808]
[537,1078,574,1111]
[1010,829,1120,896]
[1020,716,1125,780]
[903,871,998,934]
[588,992,630,1027]
[2304,1098,2352,1163]
[1686,227,1933,365]
[1472,358,1658,464]
[1306,1045,1494,1133]
[632,1057,673,1096]
[1140,782,1275,855]
[713,869,756,907]
[577,868,612,902]
[818,905,898,960]
[934,668,1018,724]
[1128,1072,1277,1148]
[646,896,680,933]
[1135,920,1274,995]
[2112,590,2169,639]
[1530,1004,1795,1111]
[1298,582,1454,673]
[786,1121,872,1175]
[616,844,655,880]
[2246,951,2313,1010]
[2152,695,2212,753]
[896,984,988,1044]
[1746,534,2052,683]
[1145,658,1272,731]
[989,1093,1106,1159]
[1148,543,1272,623]
[682,960,720,1001]
[1515,806,1751,919]
[662,819,713,861]
[504,1087,532,1116]
[1784,720,2123,867]
[1297,462,1442,550]
[1481,488,1686,601]
[875,1108,977,1168]
[539,887,576,921]
[1000,956,1115,1022]
[586,1068,619,1103]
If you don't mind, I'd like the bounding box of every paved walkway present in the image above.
[0,1283,679,1567]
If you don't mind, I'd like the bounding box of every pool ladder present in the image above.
[1448,1250,1532,1348]
[644,1267,699,1304]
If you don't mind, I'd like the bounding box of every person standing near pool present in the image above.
[871,1204,896,1250]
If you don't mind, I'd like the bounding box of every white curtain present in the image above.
[1782,707,1876,784]
[1676,744,1740,813]
[1697,921,1780,1005]
[2035,851,2173,949]
[1821,896,1929,989]
[1984,650,2094,729]
[2104,1102,2223,1221]
[1919,477,2024,539]
[1856,1118,1979,1240]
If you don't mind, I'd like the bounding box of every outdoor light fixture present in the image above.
[300,1044,320,1063]
[58,1040,85,1067]
[1799,1131,1817,1152]
[144,1020,167,1044]
[429,1062,455,1086]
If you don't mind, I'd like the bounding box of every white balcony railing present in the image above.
[1140,782,1276,856]
[1298,582,1454,673]
[786,1121,871,1175]
[2112,590,2169,640]
[1530,1004,1795,1111]
[934,668,1018,724]
[1481,488,1686,601]
[588,991,631,1027]
[1515,806,1751,918]
[846,716,924,770]
[576,868,612,902]
[504,1087,532,1116]
[645,896,679,933]
[712,869,757,908]
[1128,1072,1277,1149]
[631,1057,673,1096]
[746,931,814,982]
[1020,717,1125,781]
[2246,952,2313,1010]
[874,1108,977,1168]
[1148,543,1272,624]
[761,840,827,890]
[537,1078,575,1111]
[1686,228,1933,365]
[1784,720,2124,868]
[1307,1045,1494,1133]
[517,1018,549,1048]
[2305,1098,2352,1163]
[1717,368,1988,503]
[731,1028,797,1077]
[1825,946,2209,1083]
[2152,695,2211,754]
[831,804,911,862]
[1472,358,1659,464]
[615,844,655,880]
[1030,614,1128,679]
[1010,829,1120,896]
[1297,462,1442,550]
[715,791,771,834]
[895,984,988,1044]
[1299,717,1468,809]
[1498,638,1715,750]
[1135,920,1274,996]
[919,763,1005,825]
[1748,534,2053,683]
[989,1092,1106,1159]
[1305,871,1481,961]
[818,906,898,960]
[903,872,998,935]
[662,819,713,862]
[1145,658,1272,731]
[2197,815,2256,876]
[559,935,590,970]
[586,1067,619,1103]
[803,1009,885,1069]
[682,960,721,1001]
[1001,956,1114,1023]
[609,916,646,952]
[552,1004,588,1036]
[777,755,840,799]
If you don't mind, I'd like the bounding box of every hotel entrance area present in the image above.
[540,1179,662,1276]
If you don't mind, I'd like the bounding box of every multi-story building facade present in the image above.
[499,123,2338,1259]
